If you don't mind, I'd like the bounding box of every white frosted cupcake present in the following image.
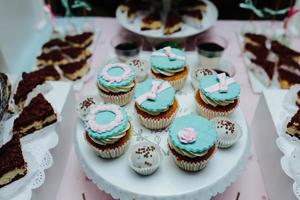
[211,117,242,148]
[84,104,131,159]
[134,79,178,130]
[97,63,136,106]
[129,142,162,176]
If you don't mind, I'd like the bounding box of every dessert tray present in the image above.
[0,81,71,200]
[116,0,218,39]
[75,74,250,200]
[275,86,300,200]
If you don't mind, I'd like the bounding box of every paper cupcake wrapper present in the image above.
[137,110,177,130]
[217,139,237,149]
[168,75,187,91]
[169,152,208,172]
[89,139,130,159]
[130,164,159,176]
[98,87,135,106]
[195,99,239,120]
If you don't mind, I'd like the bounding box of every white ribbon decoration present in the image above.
[204,73,235,93]
[136,81,172,105]
[151,46,186,61]
[100,63,132,84]
[87,105,123,133]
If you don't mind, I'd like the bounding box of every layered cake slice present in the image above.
[141,12,161,31]
[244,43,269,60]
[277,56,300,89]
[287,109,300,139]
[12,94,57,137]
[164,12,182,35]
[250,58,276,86]
[61,46,92,62]
[31,65,61,81]
[0,134,27,188]
[271,40,300,62]
[0,73,11,121]
[243,33,267,47]
[58,59,89,80]
[180,9,203,29]
[42,38,69,52]
[37,49,67,66]
[65,32,93,49]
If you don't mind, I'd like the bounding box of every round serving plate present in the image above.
[115,0,218,39]
[75,75,250,200]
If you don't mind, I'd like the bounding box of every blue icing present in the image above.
[169,114,217,153]
[151,48,186,71]
[97,65,135,88]
[199,75,240,101]
[134,79,175,113]
[86,106,129,140]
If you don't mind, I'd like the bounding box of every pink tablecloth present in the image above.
[56,18,276,200]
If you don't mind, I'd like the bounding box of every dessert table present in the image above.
[48,18,277,200]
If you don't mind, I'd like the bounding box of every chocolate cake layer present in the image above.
[251,58,275,79]
[271,41,300,57]
[37,49,64,62]
[244,33,267,46]
[244,43,269,60]
[58,59,87,74]
[13,93,57,136]
[164,12,182,35]
[61,46,85,59]
[65,32,93,47]
[0,134,27,187]
[31,65,60,80]
[278,68,300,88]
[0,73,11,121]
[42,39,69,50]
[287,109,300,139]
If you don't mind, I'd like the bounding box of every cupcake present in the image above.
[151,47,188,91]
[129,141,162,176]
[195,73,240,119]
[134,79,177,130]
[168,114,217,171]
[97,63,136,106]
[191,67,216,90]
[211,117,242,148]
[84,104,131,159]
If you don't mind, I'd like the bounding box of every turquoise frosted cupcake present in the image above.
[97,63,136,106]
[85,104,131,158]
[195,73,240,119]
[134,79,178,130]
[168,114,217,171]
[151,47,188,91]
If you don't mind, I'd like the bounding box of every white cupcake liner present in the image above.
[128,142,162,176]
[195,97,239,120]
[283,84,300,113]
[137,109,177,130]
[90,139,130,159]
[211,117,243,149]
[98,86,135,106]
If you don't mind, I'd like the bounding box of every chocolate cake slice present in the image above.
[243,33,267,47]
[271,41,300,62]
[0,134,27,188]
[141,12,161,31]
[61,46,92,61]
[58,59,89,80]
[37,49,67,66]
[42,39,69,52]
[250,58,275,86]
[278,56,300,89]
[244,43,269,60]
[12,94,57,137]
[31,65,61,81]
[287,109,300,139]
[164,12,182,35]
[65,32,93,49]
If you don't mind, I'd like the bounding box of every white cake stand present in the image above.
[115,0,218,39]
[75,77,251,200]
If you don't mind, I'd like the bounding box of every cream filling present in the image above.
[69,37,93,48]
[280,65,300,77]
[14,114,57,136]
[0,167,26,186]
[168,140,208,158]
[296,98,300,106]
[91,123,130,145]
[152,66,184,76]
[200,92,234,107]
[64,63,90,80]
[141,21,161,30]
[98,82,135,93]
[287,126,300,137]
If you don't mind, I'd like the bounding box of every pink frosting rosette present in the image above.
[178,128,197,144]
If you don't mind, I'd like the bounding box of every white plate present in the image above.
[116,0,218,39]
[75,74,250,200]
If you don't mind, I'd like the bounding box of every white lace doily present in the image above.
[75,76,251,200]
